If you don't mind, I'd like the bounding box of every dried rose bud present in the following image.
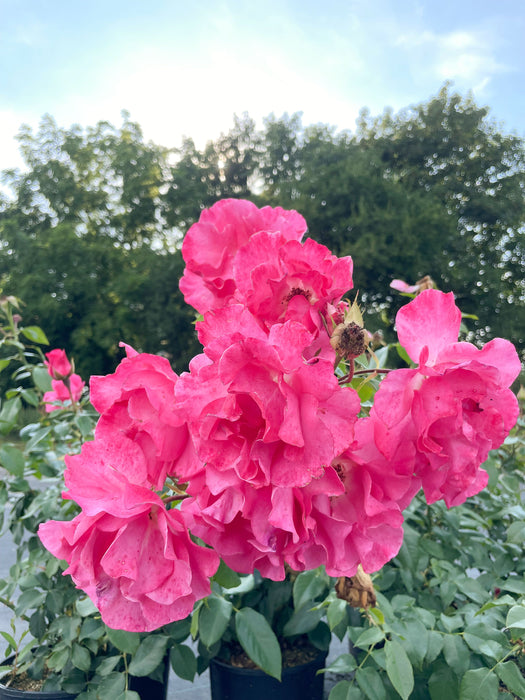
[330,321,367,359]
[335,566,376,609]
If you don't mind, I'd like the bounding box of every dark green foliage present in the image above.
[0,114,199,377]
[1,86,523,376]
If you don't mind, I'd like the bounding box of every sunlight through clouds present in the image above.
[0,0,523,176]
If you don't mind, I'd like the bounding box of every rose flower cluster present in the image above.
[39,199,521,632]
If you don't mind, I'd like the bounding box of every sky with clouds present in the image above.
[0,0,523,172]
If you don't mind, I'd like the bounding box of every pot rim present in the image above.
[210,647,328,678]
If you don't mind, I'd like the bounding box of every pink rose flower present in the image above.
[43,374,85,412]
[45,348,73,379]
[39,507,218,632]
[38,436,219,632]
[182,466,347,580]
[182,418,417,579]
[371,290,521,507]
[176,315,359,489]
[232,231,353,331]
[175,309,361,579]
[90,344,198,490]
[180,199,307,313]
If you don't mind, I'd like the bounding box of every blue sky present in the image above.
[0,0,523,171]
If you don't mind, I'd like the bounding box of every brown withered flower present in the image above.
[335,565,376,609]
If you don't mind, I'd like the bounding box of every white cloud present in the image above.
[395,27,507,92]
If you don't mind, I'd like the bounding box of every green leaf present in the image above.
[501,578,525,595]
[282,604,323,636]
[224,573,255,594]
[328,599,348,630]
[354,626,385,649]
[440,613,464,632]
[385,639,414,700]
[496,660,525,697]
[32,366,52,392]
[106,627,141,654]
[21,326,49,345]
[20,389,40,407]
[355,667,386,700]
[128,635,169,677]
[115,692,141,700]
[329,680,364,699]
[15,588,46,614]
[95,656,121,676]
[0,397,21,434]
[293,569,327,610]
[0,358,12,372]
[457,576,489,604]
[428,665,459,700]
[213,560,241,589]
[506,604,525,631]
[368,607,385,626]
[0,444,25,477]
[71,643,91,672]
[425,631,444,664]
[0,630,16,647]
[170,644,197,681]
[463,623,508,659]
[235,608,282,681]
[443,635,470,676]
[190,604,200,639]
[76,596,99,617]
[459,668,499,699]
[47,646,70,672]
[98,672,126,697]
[395,343,413,366]
[391,619,428,668]
[164,617,191,643]
[199,596,233,647]
[325,653,357,674]
[308,620,331,650]
[506,521,525,545]
[74,414,95,438]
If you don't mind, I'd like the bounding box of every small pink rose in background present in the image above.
[43,374,85,412]
[45,348,73,379]
[43,348,84,411]
[390,279,419,294]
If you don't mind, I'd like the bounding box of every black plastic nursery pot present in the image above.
[0,680,74,700]
[209,649,328,700]
[0,653,169,700]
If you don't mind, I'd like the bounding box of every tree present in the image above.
[356,85,525,346]
[260,89,525,351]
[0,114,199,377]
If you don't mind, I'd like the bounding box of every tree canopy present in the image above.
[1,86,523,377]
